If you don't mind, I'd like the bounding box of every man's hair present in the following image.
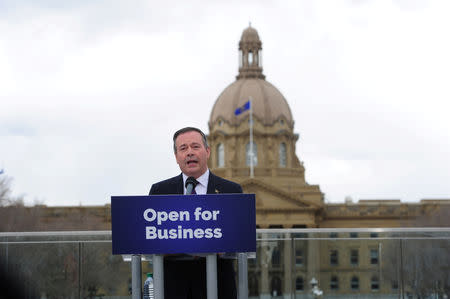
[173,127,209,153]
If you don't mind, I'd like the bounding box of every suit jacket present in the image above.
[148,171,242,299]
[149,171,243,195]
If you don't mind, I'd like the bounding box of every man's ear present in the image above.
[206,147,211,159]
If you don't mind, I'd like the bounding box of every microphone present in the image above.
[185,176,198,195]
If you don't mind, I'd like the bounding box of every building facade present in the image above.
[205,26,450,299]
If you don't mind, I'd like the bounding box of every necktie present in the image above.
[185,177,199,195]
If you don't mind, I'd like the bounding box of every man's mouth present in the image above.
[187,160,198,166]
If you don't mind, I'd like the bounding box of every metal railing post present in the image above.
[153,254,165,299]
[238,253,248,299]
[131,254,142,299]
[207,254,218,299]
[78,242,82,299]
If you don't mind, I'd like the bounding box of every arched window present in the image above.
[246,142,257,166]
[271,248,280,266]
[351,276,359,291]
[295,277,304,291]
[216,143,224,167]
[330,276,339,290]
[279,143,287,167]
[248,51,253,65]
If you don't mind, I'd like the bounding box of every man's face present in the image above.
[174,131,211,178]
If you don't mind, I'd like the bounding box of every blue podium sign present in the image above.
[111,194,256,254]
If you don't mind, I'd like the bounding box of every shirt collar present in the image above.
[182,169,209,188]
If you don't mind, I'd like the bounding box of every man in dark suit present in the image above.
[149,127,242,299]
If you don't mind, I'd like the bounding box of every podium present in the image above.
[111,194,256,299]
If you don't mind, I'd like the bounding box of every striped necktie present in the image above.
[185,177,199,195]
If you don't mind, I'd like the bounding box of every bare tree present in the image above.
[382,208,450,298]
[0,174,15,206]
[0,174,43,232]
[1,174,129,298]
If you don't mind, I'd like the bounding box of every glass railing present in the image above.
[1,228,449,299]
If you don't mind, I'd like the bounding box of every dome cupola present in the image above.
[209,26,293,128]
[237,25,265,80]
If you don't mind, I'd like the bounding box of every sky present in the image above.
[0,0,449,206]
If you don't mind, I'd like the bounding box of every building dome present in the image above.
[209,26,293,128]
[240,26,261,44]
[209,78,294,127]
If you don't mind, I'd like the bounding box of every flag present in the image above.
[0,169,3,175]
[234,100,251,115]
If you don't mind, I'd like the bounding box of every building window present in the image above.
[330,276,339,290]
[350,232,358,238]
[370,232,378,238]
[371,276,380,291]
[249,275,259,296]
[248,51,253,65]
[330,250,338,266]
[370,249,379,265]
[248,257,256,266]
[351,276,359,291]
[350,249,359,266]
[295,249,303,266]
[246,142,257,166]
[269,225,283,228]
[329,232,338,238]
[272,248,280,266]
[271,276,282,297]
[295,277,304,291]
[392,280,399,291]
[279,143,286,167]
[216,143,224,167]
[292,224,307,238]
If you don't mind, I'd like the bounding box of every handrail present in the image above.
[1,227,449,238]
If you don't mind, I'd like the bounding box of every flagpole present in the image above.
[249,97,254,178]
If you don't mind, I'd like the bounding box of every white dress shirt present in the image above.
[182,169,209,195]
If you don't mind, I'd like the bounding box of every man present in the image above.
[149,127,242,299]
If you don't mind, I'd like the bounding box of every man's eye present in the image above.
[179,147,187,151]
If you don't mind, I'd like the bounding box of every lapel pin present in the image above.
[215,189,220,194]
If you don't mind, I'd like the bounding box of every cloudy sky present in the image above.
[1,0,449,206]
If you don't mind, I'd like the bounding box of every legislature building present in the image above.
[205,26,449,298]
[27,26,449,298]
